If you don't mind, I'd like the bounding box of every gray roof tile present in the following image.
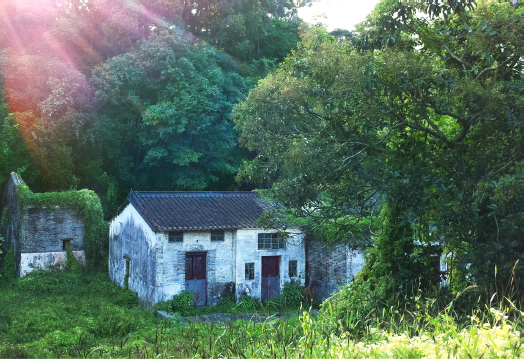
[127,191,271,232]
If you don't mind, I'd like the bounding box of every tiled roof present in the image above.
[127,191,272,232]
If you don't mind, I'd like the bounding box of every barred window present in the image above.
[289,260,298,278]
[211,230,225,241]
[257,233,285,250]
[245,262,255,280]
[168,231,183,242]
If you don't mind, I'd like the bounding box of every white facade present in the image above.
[109,203,306,305]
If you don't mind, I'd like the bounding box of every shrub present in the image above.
[115,288,139,309]
[282,281,305,308]
[171,290,195,316]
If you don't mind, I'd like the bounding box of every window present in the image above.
[258,233,285,250]
[211,230,225,241]
[62,238,72,251]
[245,262,255,280]
[168,231,183,242]
[289,260,298,278]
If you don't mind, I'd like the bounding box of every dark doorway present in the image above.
[185,252,207,306]
[261,256,280,302]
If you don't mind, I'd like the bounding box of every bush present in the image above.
[282,281,306,308]
[115,288,139,309]
[170,290,195,316]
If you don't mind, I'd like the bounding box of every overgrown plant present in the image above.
[15,184,108,269]
[64,241,81,274]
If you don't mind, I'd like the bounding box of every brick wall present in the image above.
[306,238,349,300]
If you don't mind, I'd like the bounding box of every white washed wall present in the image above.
[109,204,158,304]
[235,229,306,301]
[156,230,235,304]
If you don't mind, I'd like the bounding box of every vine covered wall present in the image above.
[15,184,108,270]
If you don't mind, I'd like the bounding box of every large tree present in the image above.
[233,1,523,300]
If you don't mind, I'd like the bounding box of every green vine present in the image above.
[16,184,108,270]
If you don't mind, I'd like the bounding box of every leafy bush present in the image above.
[282,281,305,308]
[115,288,139,309]
[170,290,195,316]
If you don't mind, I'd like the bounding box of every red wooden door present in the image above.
[261,256,280,301]
[185,253,207,306]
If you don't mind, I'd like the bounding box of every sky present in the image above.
[297,0,382,31]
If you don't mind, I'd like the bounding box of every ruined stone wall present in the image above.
[20,207,84,253]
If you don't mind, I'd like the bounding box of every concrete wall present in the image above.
[235,229,306,301]
[109,204,158,304]
[156,230,235,305]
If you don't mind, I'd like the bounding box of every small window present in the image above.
[62,238,72,251]
[211,230,225,241]
[289,260,298,278]
[258,233,285,250]
[245,262,255,280]
[169,231,183,242]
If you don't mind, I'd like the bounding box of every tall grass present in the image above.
[0,270,522,358]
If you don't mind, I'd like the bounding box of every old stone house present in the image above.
[0,173,86,277]
[109,190,305,306]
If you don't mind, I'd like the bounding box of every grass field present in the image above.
[0,271,522,358]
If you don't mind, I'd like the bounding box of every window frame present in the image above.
[245,262,255,280]
[168,231,183,242]
[289,260,298,278]
[257,233,285,250]
[211,230,225,241]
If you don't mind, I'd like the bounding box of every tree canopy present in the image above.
[0,0,303,215]
[233,1,523,297]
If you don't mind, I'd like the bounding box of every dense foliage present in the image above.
[234,0,523,307]
[0,0,302,216]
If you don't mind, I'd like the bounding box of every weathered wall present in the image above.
[157,230,235,305]
[306,239,349,301]
[20,207,85,253]
[306,238,367,301]
[19,251,86,277]
[1,173,87,277]
[235,229,306,302]
[109,204,158,304]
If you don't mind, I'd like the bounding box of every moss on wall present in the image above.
[15,184,108,270]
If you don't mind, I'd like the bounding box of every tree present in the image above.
[88,34,248,200]
[233,1,523,299]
